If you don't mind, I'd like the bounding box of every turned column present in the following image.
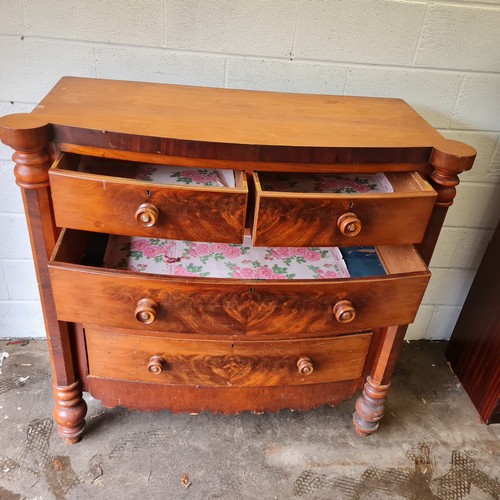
[353,139,476,436]
[0,114,87,444]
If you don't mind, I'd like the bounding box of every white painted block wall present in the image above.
[0,0,499,339]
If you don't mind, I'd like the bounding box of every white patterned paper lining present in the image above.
[78,160,235,188]
[259,172,393,194]
[103,235,350,280]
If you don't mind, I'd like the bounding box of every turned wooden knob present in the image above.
[333,300,356,323]
[337,212,361,237]
[135,298,158,324]
[297,356,314,376]
[147,355,165,375]
[135,203,159,227]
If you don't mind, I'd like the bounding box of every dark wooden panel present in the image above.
[446,221,500,424]
[86,329,372,387]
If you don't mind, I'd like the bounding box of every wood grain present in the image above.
[33,77,445,149]
[87,376,364,414]
[48,229,431,335]
[85,329,372,387]
[49,153,248,243]
[446,221,500,424]
[252,171,437,247]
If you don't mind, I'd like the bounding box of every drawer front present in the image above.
[252,172,436,247]
[86,329,373,387]
[49,153,248,243]
[48,232,431,336]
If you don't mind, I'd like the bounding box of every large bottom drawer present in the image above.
[85,328,372,387]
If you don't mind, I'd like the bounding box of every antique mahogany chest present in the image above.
[0,77,476,443]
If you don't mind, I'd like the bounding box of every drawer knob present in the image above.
[338,212,361,237]
[135,298,158,324]
[297,357,314,376]
[147,355,165,375]
[135,203,159,227]
[333,300,356,323]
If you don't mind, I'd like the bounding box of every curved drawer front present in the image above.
[85,329,372,387]
[252,171,436,247]
[49,153,248,243]
[48,230,431,336]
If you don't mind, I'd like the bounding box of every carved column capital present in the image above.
[430,139,476,207]
[0,113,51,189]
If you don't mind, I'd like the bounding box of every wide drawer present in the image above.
[49,153,248,243]
[48,229,431,336]
[85,328,372,387]
[252,171,436,246]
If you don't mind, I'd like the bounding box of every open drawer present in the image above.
[252,171,436,247]
[48,229,431,336]
[48,153,248,243]
[85,328,373,387]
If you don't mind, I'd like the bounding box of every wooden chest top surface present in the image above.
[30,76,446,149]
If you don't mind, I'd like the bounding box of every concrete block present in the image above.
[405,305,434,340]
[438,131,498,183]
[1,260,38,301]
[425,306,462,340]
[0,1,24,35]
[0,37,26,101]
[345,67,463,129]
[226,59,347,94]
[24,0,163,46]
[429,228,461,268]
[452,228,494,270]
[0,214,32,259]
[0,161,23,213]
[430,227,493,270]
[0,301,44,338]
[443,181,500,229]
[415,4,500,72]
[1,39,96,103]
[0,265,8,301]
[164,0,296,57]
[451,74,500,131]
[22,40,97,103]
[96,47,225,88]
[294,0,426,65]
[422,267,475,306]
[486,139,500,183]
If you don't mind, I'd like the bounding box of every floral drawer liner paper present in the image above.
[103,235,350,280]
[258,172,393,194]
[78,159,235,188]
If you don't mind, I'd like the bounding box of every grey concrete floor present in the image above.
[0,340,498,500]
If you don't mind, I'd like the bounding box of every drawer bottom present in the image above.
[86,329,372,388]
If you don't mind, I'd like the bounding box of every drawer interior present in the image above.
[51,152,246,189]
[51,229,428,281]
[255,171,434,195]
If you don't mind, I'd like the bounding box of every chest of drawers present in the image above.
[0,78,476,444]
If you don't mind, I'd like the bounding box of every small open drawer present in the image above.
[48,229,431,336]
[252,171,436,247]
[49,153,248,243]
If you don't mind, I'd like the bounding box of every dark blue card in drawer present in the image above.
[340,247,386,277]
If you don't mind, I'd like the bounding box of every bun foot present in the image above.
[53,380,87,444]
[352,376,390,436]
